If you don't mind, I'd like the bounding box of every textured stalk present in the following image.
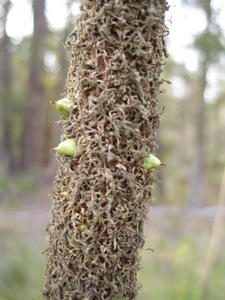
[44,1,168,299]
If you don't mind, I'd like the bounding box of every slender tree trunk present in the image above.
[188,0,212,206]
[44,1,168,299]
[201,168,225,300]
[188,63,207,206]
[0,0,13,173]
[21,0,47,170]
[57,0,75,95]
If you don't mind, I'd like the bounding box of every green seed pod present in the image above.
[60,191,67,197]
[79,224,85,232]
[52,139,82,157]
[144,154,162,170]
[50,97,73,118]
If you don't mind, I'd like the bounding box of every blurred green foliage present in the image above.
[0,172,35,196]
[0,237,44,300]
[13,174,35,194]
[138,233,225,300]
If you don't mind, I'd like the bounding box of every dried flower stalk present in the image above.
[43,0,168,299]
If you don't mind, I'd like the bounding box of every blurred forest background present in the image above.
[0,0,225,299]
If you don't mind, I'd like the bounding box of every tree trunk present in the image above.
[0,0,13,173]
[21,0,47,170]
[188,0,212,206]
[188,63,207,206]
[57,0,75,95]
[44,1,168,299]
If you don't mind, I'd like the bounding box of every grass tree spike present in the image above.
[50,97,73,118]
[52,138,82,157]
[44,1,168,299]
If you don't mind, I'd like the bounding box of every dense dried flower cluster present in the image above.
[43,0,168,299]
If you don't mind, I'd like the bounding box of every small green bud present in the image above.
[79,224,85,232]
[144,154,162,170]
[50,97,73,118]
[52,139,82,157]
[60,191,67,197]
